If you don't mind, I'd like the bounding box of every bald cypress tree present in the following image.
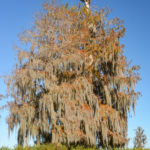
[6,0,140,148]
[134,127,147,149]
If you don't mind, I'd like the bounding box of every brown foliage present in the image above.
[6,0,140,148]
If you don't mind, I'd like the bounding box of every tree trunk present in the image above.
[36,132,40,145]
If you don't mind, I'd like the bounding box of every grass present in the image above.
[0,144,149,150]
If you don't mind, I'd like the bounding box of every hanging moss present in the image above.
[6,1,140,149]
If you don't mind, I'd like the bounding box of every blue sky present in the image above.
[0,0,150,148]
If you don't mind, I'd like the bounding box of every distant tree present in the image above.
[0,94,3,117]
[6,0,140,148]
[133,126,147,149]
[0,94,3,100]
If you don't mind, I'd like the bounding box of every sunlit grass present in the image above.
[0,144,149,150]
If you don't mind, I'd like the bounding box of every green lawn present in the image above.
[0,144,149,150]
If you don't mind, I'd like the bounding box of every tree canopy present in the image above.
[134,126,147,149]
[6,0,140,148]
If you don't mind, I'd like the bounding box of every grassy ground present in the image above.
[0,144,149,150]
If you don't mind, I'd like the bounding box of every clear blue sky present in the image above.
[0,0,150,148]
